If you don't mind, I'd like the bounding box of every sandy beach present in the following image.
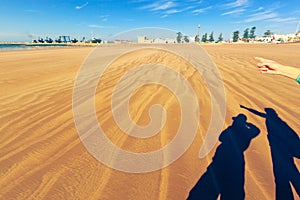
[0,44,299,199]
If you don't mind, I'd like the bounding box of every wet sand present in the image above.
[0,44,299,199]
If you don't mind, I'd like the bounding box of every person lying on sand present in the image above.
[255,57,300,84]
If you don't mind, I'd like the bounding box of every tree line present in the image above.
[232,28,274,42]
[177,27,274,43]
[176,31,223,43]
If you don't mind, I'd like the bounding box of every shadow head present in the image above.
[232,114,247,125]
[264,108,278,117]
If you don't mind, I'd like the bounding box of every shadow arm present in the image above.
[246,123,260,138]
[240,105,266,118]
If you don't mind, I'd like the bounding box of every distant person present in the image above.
[187,114,260,200]
[241,105,300,200]
[255,57,300,84]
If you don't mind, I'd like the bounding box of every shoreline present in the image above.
[0,42,299,54]
[0,42,299,52]
[1,41,300,45]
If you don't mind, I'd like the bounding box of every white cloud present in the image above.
[158,5,196,17]
[88,24,116,29]
[224,0,248,8]
[140,1,176,11]
[131,0,148,2]
[140,0,186,18]
[88,24,105,28]
[165,9,181,14]
[221,8,245,16]
[255,7,264,11]
[75,2,88,10]
[267,17,297,23]
[192,6,212,14]
[138,0,209,17]
[245,10,277,23]
[153,1,176,11]
[184,6,197,11]
[100,15,109,22]
[186,0,203,5]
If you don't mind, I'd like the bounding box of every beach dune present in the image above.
[0,44,299,199]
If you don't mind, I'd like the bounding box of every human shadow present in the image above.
[241,105,300,200]
[187,114,260,200]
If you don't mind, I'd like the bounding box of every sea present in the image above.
[0,43,70,51]
[0,44,31,50]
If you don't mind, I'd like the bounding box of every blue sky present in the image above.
[1,0,299,41]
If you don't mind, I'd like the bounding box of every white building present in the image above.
[255,33,298,43]
[255,36,274,43]
[154,37,176,44]
[137,36,154,44]
[137,36,176,44]
[273,34,295,42]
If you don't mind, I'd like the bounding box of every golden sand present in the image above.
[0,44,299,199]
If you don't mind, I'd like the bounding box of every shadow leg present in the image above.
[188,167,220,200]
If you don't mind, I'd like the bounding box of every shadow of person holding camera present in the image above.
[187,114,260,200]
[241,105,300,200]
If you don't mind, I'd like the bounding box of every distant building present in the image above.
[255,33,297,43]
[273,34,295,42]
[229,38,245,43]
[137,36,176,44]
[137,36,154,44]
[255,36,274,43]
[188,36,196,43]
[115,39,132,44]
